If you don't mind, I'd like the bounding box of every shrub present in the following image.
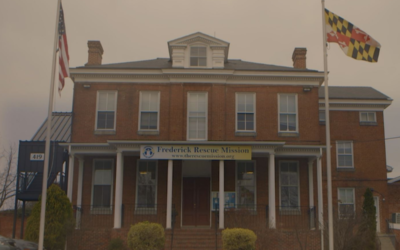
[24,184,75,250]
[109,238,125,250]
[127,221,165,250]
[222,228,257,250]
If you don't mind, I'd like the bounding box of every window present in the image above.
[96,91,117,130]
[92,159,113,208]
[279,161,300,208]
[279,94,298,132]
[319,110,325,123]
[187,92,207,140]
[236,161,256,208]
[360,112,376,123]
[337,141,354,168]
[139,91,160,131]
[136,161,157,209]
[236,93,255,132]
[338,188,355,218]
[190,46,206,67]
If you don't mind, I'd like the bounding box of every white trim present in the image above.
[95,91,118,131]
[359,111,377,122]
[187,92,208,141]
[337,187,355,218]
[135,160,158,211]
[91,159,114,209]
[278,160,300,208]
[138,91,160,132]
[336,141,354,169]
[319,99,392,105]
[278,93,299,133]
[374,196,380,233]
[235,92,256,132]
[235,160,257,208]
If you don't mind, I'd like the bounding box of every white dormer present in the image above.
[168,32,230,69]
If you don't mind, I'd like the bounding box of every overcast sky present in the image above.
[1,0,399,177]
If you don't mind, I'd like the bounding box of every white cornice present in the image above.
[319,100,392,110]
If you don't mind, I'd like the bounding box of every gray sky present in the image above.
[1,0,399,177]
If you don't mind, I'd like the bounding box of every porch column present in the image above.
[166,160,173,229]
[317,156,323,230]
[114,151,124,229]
[268,153,276,229]
[76,157,84,229]
[219,160,224,229]
[308,159,315,209]
[67,151,74,201]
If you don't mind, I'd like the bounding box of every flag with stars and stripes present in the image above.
[325,8,381,63]
[58,3,69,95]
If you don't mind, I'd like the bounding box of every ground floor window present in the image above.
[236,161,256,208]
[136,160,157,209]
[338,188,355,218]
[279,161,300,208]
[92,159,114,208]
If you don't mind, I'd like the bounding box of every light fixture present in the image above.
[303,86,312,92]
[140,171,147,175]
[83,84,91,89]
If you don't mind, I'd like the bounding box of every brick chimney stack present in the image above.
[292,48,307,69]
[85,41,104,66]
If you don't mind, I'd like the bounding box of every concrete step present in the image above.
[377,234,396,250]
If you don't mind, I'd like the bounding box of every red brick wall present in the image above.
[0,212,27,239]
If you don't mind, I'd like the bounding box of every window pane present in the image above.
[361,113,368,121]
[245,94,254,112]
[246,114,254,130]
[289,187,299,206]
[346,190,354,203]
[98,92,108,111]
[237,94,245,111]
[368,113,375,121]
[280,114,288,131]
[289,173,298,186]
[198,47,206,56]
[287,95,296,112]
[319,111,325,121]
[190,47,198,56]
[93,185,111,207]
[190,58,198,66]
[149,92,159,111]
[288,114,296,131]
[281,173,289,185]
[106,93,115,111]
[198,58,206,66]
[280,95,288,112]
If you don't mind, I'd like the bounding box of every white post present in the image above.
[166,160,173,229]
[308,160,315,209]
[114,151,124,229]
[67,151,74,201]
[269,153,276,228]
[317,154,324,250]
[76,157,84,229]
[219,160,224,229]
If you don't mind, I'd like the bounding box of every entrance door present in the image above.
[182,177,210,226]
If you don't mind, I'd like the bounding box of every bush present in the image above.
[222,228,257,250]
[127,221,165,250]
[109,238,125,250]
[24,184,75,250]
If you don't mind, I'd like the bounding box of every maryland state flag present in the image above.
[325,9,381,63]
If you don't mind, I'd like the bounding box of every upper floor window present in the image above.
[236,161,256,208]
[319,110,326,123]
[279,161,300,209]
[139,91,160,131]
[136,160,157,210]
[92,159,114,209]
[360,112,376,123]
[279,94,298,132]
[190,46,206,67]
[338,188,355,218]
[337,141,354,168]
[236,93,255,132]
[187,92,207,140]
[96,91,117,130]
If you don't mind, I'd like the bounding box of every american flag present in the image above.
[58,3,69,95]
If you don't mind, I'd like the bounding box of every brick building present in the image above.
[63,32,393,249]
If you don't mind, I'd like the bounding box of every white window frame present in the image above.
[279,161,300,209]
[95,91,117,130]
[190,46,207,67]
[138,91,160,131]
[359,111,377,122]
[336,141,354,169]
[235,161,257,209]
[235,92,256,132]
[135,160,158,213]
[278,93,298,133]
[91,159,114,213]
[187,92,208,141]
[338,188,355,219]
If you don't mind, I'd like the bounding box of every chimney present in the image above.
[85,41,104,66]
[292,47,307,69]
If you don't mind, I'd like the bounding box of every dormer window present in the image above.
[190,46,206,67]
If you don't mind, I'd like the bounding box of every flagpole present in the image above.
[321,1,334,250]
[38,0,61,249]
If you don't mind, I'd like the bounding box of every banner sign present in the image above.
[140,145,251,160]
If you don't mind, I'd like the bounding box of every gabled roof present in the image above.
[319,86,392,100]
[31,112,72,142]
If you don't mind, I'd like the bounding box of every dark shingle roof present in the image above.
[79,58,319,72]
[32,112,72,142]
[319,86,392,100]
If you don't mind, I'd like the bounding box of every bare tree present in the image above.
[0,146,17,210]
